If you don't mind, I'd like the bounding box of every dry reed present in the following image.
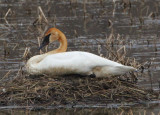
[0,74,158,106]
[33,6,48,25]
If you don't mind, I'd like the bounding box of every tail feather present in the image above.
[116,65,136,74]
[93,65,137,77]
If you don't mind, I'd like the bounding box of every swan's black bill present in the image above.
[38,34,51,50]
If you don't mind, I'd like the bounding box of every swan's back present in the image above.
[28,51,136,77]
[38,51,123,68]
[36,51,128,75]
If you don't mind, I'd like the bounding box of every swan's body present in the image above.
[26,51,135,77]
[26,28,136,77]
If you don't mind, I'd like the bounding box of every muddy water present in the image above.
[0,0,160,114]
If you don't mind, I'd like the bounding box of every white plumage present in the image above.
[26,51,136,77]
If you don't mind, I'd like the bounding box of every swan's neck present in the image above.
[26,29,68,74]
[47,33,67,55]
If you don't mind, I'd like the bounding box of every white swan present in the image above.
[26,28,136,77]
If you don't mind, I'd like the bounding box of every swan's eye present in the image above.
[39,34,51,50]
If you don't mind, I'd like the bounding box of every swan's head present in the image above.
[39,28,61,50]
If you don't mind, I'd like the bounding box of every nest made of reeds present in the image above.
[0,72,158,106]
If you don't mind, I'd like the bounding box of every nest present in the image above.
[0,73,158,107]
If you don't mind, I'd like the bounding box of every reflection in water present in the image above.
[0,0,160,113]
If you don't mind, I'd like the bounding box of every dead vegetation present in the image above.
[0,72,158,106]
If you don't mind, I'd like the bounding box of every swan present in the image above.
[26,28,136,77]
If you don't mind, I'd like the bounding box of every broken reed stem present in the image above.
[0,70,11,82]
[23,47,30,59]
[14,67,23,79]
[3,8,13,27]
[117,46,126,53]
[4,8,11,19]
[38,6,48,24]
[33,6,49,25]
[13,43,18,50]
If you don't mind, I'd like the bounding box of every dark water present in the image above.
[0,105,160,115]
[0,0,160,114]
